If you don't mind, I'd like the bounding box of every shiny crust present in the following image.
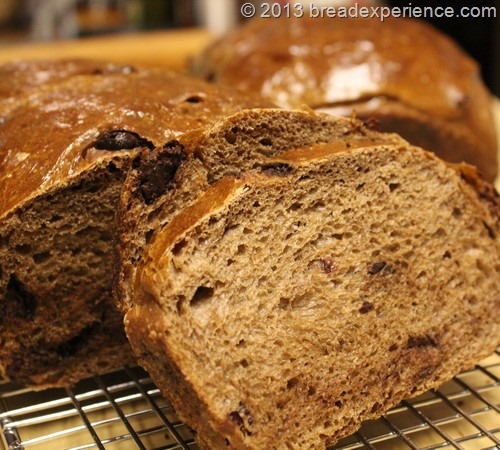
[192,17,498,181]
[0,59,135,99]
[0,62,266,219]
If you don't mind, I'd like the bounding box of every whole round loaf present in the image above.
[192,17,498,181]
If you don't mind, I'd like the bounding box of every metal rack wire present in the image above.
[1,348,499,450]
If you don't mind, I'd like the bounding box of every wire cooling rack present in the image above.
[1,348,499,450]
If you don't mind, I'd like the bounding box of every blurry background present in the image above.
[0,0,498,95]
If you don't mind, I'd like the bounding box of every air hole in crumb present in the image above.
[107,162,120,173]
[145,229,154,244]
[224,127,239,145]
[240,359,249,368]
[287,377,298,389]
[172,239,188,255]
[190,286,214,307]
[312,200,325,210]
[287,202,302,212]
[278,297,289,309]
[368,261,386,275]
[442,251,452,259]
[476,258,489,275]
[359,300,373,314]
[307,386,316,396]
[371,402,381,413]
[49,214,63,223]
[15,244,32,255]
[467,295,478,305]
[176,295,186,314]
[33,252,51,264]
[237,244,246,254]
[385,242,400,252]
[253,201,260,208]
[259,138,272,146]
[452,207,462,218]
[433,227,446,238]
[388,183,400,192]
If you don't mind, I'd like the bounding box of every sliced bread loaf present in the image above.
[0,61,266,388]
[116,109,404,312]
[191,17,498,181]
[121,110,499,449]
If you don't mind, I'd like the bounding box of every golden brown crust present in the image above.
[0,58,135,99]
[192,17,498,181]
[194,17,474,115]
[0,64,267,219]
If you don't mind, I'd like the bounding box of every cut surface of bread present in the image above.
[116,109,404,313]
[121,110,499,449]
[191,17,498,181]
[0,61,267,388]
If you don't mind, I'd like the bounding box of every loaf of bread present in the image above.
[0,60,267,388]
[119,109,499,449]
[192,17,498,182]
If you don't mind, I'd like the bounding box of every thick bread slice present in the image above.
[0,62,267,388]
[116,109,404,312]
[122,111,499,449]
